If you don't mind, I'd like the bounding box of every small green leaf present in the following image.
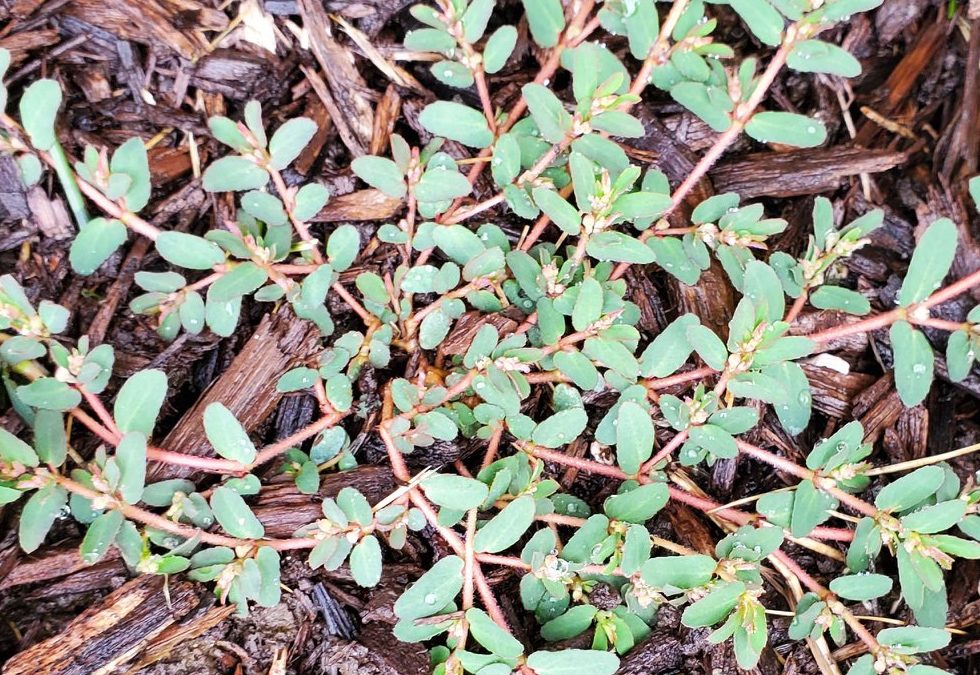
[466,607,524,658]
[17,378,82,411]
[788,40,861,77]
[155,232,225,270]
[70,218,127,275]
[113,369,167,435]
[641,554,717,590]
[897,218,958,307]
[419,101,493,148]
[115,431,147,504]
[474,495,536,553]
[523,83,573,143]
[349,535,383,587]
[210,486,264,539]
[202,156,269,192]
[901,500,967,534]
[0,428,38,467]
[422,474,489,511]
[351,156,406,198]
[616,401,654,475]
[603,482,669,523]
[520,0,565,48]
[877,626,950,655]
[810,286,870,315]
[829,573,893,601]
[327,225,360,272]
[484,25,517,73]
[540,605,599,641]
[588,231,656,264]
[203,402,257,464]
[80,510,124,564]
[209,262,269,302]
[890,320,934,407]
[20,79,61,151]
[532,408,588,448]
[394,555,464,620]
[525,650,619,675]
[730,0,784,46]
[269,117,316,170]
[745,112,827,148]
[687,324,728,371]
[875,466,945,512]
[682,581,745,627]
[18,484,67,553]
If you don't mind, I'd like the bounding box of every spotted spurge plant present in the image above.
[2,1,980,674]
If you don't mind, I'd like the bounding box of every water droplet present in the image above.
[806,126,817,134]
[424,593,438,605]
[912,363,926,375]
[798,391,811,405]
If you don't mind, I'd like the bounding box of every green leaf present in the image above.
[682,581,745,627]
[540,605,598,641]
[113,369,167,435]
[209,262,269,302]
[474,495,536,553]
[670,82,732,132]
[533,187,581,235]
[294,183,329,221]
[743,260,784,321]
[466,607,524,658]
[877,626,950,655]
[890,320,934,407]
[202,156,269,192]
[829,573,893,601]
[641,554,717,590]
[116,431,147,504]
[0,428,38,467]
[901,500,967,534]
[422,474,489,511]
[587,231,656,264]
[80,510,124,564]
[730,0,784,46]
[520,0,565,48]
[208,116,250,151]
[110,137,152,212]
[419,101,493,148]
[875,466,945,512]
[525,650,619,675]
[745,112,827,148]
[394,555,464,620]
[809,286,870,315]
[790,478,836,537]
[532,408,588,448]
[210,486,264,539]
[788,40,861,77]
[616,401,654,474]
[522,83,572,143]
[612,192,673,220]
[897,218,958,307]
[20,79,61,151]
[70,218,127,275]
[462,0,495,42]
[484,25,517,74]
[241,191,287,226]
[415,168,472,202]
[572,277,603,331]
[32,410,66,466]
[269,117,316,170]
[155,232,225,270]
[327,225,360,272]
[603,482,669,523]
[18,484,67,553]
[639,314,698,378]
[17,378,82,411]
[350,535,383,587]
[946,330,975,382]
[203,402,257,464]
[351,156,407,198]
[687,324,728,371]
